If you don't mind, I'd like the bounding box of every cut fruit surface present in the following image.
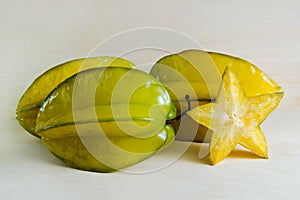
[187,68,284,165]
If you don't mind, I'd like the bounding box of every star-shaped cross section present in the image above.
[188,68,283,165]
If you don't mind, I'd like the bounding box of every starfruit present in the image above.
[36,67,176,172]
[187,68,284,165]
[16,56,135,137]
[150,50,282,142]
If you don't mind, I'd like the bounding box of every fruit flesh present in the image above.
[16,56,135,136]
[150,50,282,142]
[36,67,176,172]
[187,69,284,165]
[171,100,212,142]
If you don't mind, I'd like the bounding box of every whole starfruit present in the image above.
[150,50,282,142]
[36,67,176,172]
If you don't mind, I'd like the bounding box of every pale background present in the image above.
[1,0,299,199]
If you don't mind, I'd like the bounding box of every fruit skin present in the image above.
[151,50,281,100]
[42,125,174,172]
[16,57,135,137]
[150,50,282,142]
[36,67,176,172]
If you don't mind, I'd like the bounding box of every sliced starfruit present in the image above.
[36,67,176,172]
[150,50,282,142]
[16,57,135,137]
[188,68,284,165]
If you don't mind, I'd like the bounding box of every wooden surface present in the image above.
[1,0,299,199]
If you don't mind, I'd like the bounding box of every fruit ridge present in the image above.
[36,67,176,172]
